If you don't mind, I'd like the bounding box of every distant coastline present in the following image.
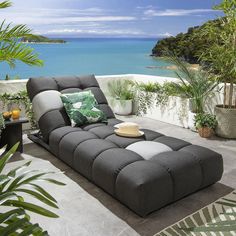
[22,41,66,44]
[21,35,66,44]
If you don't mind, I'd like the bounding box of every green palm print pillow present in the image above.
[60,91,107,127]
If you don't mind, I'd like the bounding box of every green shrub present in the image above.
[107,79,135,100]
[195,113,218,129]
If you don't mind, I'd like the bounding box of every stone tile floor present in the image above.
[13,117,236,236]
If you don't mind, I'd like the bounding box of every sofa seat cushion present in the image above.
[81,123,106,131]
[107,118,122,126]
[49,126,83,156]
[89,126,115,139]
[116,161,173,216]
[180,145,223,187]
[150,151,202,200]
[140,129,164,140]
[126,141,172,160]
[105,134,144,148]
[92,149,143,195]
[73,139,117,180]
[154,136,191,151]
[58,131,98,166]
[38,108,71,143]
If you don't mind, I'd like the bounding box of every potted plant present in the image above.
[107,79,135,115]
[167,54,218,131]
[196,0,236,138]
[195,113,218,138]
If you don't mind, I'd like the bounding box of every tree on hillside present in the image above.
[0,0,43,69]
[151,19,221,64]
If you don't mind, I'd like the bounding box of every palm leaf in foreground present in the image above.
[0,144,66,235]
[0,0,11,9]
[0,210,48,236]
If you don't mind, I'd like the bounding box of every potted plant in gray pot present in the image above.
[196,0,236,138]
[107,79,135,116]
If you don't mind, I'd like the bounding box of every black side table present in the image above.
[0,118,29,153]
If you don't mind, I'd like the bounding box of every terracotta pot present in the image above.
[198,127,213,138]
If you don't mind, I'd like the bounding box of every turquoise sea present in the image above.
[0,38,176,80]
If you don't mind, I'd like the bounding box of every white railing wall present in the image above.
[0,74,225,130]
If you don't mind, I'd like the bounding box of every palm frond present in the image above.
[0,143,19,173]
[3,200,59,218]
[0,145,65,234]
[165,51,218,113]
[0,0,11,9]
[0,210,48,236]
[0,41,44,68]
[0,21,32,42]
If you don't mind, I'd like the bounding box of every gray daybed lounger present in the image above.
[26,75,223,217]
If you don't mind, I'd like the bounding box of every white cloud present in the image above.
[158,32,173,37]
[0,7,136,26]
[144,9,215,17]
[46,28,143,36]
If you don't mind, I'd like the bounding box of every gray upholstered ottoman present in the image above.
[27,75,223,217]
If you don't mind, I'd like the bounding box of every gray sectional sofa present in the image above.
[27,75,223,217]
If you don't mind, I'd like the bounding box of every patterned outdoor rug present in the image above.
[155,191,236,236]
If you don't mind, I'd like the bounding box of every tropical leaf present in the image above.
[7,161,31,177]
[29,183,57,203]
[0,0,43,69]
[0,143,19,173]
[0,41,44,68]
[3,200,59,218]
[15,189,58,208]
[0,210,48,236]
[0,0,11,9]
[41,178,66,186]
[0,144,65,235]
[0,208,25,224]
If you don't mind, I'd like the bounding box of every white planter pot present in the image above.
[188,111,197,131]
[114,99,133,116]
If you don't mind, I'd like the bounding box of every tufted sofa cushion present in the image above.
[27,75,114,142]
[27,75,224,217]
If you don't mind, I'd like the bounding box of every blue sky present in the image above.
[1,0,222,38]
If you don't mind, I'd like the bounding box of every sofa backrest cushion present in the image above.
[27,75,115,142]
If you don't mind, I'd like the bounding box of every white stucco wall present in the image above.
[0,74,225,130]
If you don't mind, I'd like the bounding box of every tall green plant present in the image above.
[167,54,218,113]
[196,0,236,108]
[0,143,65,235]
[0,1,43,68]
[107,79,135,100]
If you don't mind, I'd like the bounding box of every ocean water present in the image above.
[0,38,176,80]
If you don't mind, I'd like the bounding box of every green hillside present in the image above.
[151,19,220,64]
[21,35,66,44]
